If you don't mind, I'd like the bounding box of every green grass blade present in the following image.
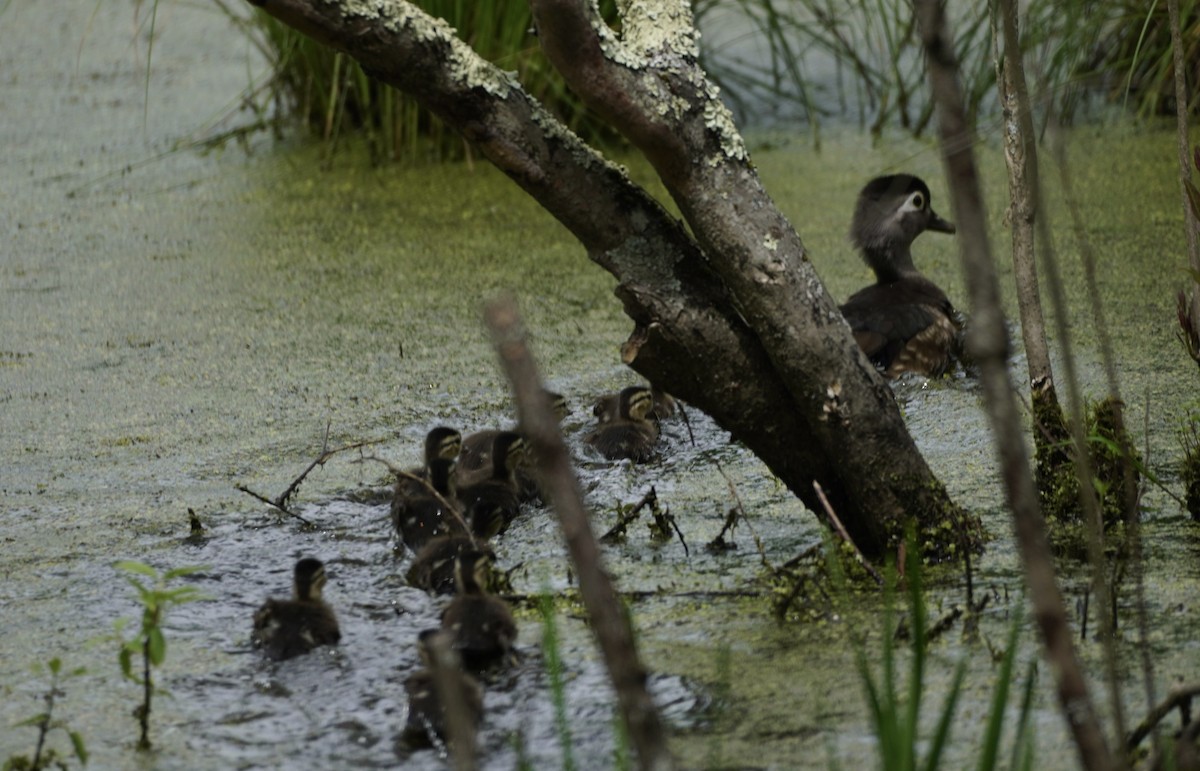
[977,610,1023,770]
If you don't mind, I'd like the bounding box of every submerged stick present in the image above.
[484,296,674,771]
[813,481,882,586]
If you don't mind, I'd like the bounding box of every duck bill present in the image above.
[928,210,956,234]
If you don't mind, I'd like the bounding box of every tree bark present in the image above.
[915,1,1115,768]
[245,0,979,560]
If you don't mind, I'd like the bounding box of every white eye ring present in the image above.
[911,192,925,209]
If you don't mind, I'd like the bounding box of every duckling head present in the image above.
[619,385,655,422]
[850,174,955,281]
[424,426,463,464]
[452,549,495,595]
[491,431,526,477]
[293,557,328,602]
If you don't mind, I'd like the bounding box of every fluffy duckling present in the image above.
[459,390,567,502]
[839,174,964,378]
[402,629,485,749]
[392,457,467,552]
[406,535,495,596]
[585,385,660,463]
[457,432,525,538]
[440,550,518,674]
[251,557,341,660]
[394,426,462,500]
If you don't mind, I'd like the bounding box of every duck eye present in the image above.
[912,192,925,209]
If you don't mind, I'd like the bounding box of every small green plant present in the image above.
[838,532,1037,770]
[538,593,575,771]
[113,560,209,750]
[3,658,88,771]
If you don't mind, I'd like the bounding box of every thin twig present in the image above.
[356,454,474,544]
[1126,683,1200,754]
[714,462,769,567]
[485,296,673,771]
[813,481,883,586]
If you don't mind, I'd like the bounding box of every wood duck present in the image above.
[394,426,463,500]
[440,549,518,674]
[402,629,485,749]
[459,389,567,502]
[456,432,525,538]
[839,174,964,378]
[251,557,341,660]
[407,535,496,596]
[592,384,676,424]
[584,385,660,462]
[392,457,467,552]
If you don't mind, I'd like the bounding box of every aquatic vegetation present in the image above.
[1181,410,1200,521]
[844,539,1036,771]
[212,0,620,163]
[2,657,88,771]
[1036,397,1142,556]
[112,561,209,750]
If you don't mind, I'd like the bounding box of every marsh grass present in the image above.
[538,594,576,771]
[218,0,620,164]
[832,534,1036,770]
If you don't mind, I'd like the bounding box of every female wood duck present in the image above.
[251,557,341,660]
[839,174,964,378]
[456,431,525,538]
[402,629,485,749]
[394,426,463,500]
[407,535,495,596]
[392,457,467,552]
[440,549,518,674]
[585,385,660,462]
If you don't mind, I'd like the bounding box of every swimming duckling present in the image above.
[406,535,495,596]
[592,384,676,424]
[402,629,485,749]
[440,550,518,674]
[584,385,660,463]
[457,432,525,538]
[459,389,567,501]
[251,557,341,660]
[839,174,964,378]
[392,457,467,552]
[394,426,463,500]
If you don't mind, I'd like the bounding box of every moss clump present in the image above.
[1035,395,1140,557]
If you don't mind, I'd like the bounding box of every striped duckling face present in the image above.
[620,385,655,422]
[491,432,526,477]
[424,426,463,464]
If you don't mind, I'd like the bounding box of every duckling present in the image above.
[402,629,484,749]
[593,384,676,423]
[251,557,341,660]
[459,389,567,501]
[406,535,495,596]
[394,426,463,500]
[839,174,964,378]
[457,432,525,538]
[391,457,467,552]
[440,550,518,674]
[584,385,660,463]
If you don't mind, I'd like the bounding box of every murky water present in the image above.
[3,1,1199,769]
